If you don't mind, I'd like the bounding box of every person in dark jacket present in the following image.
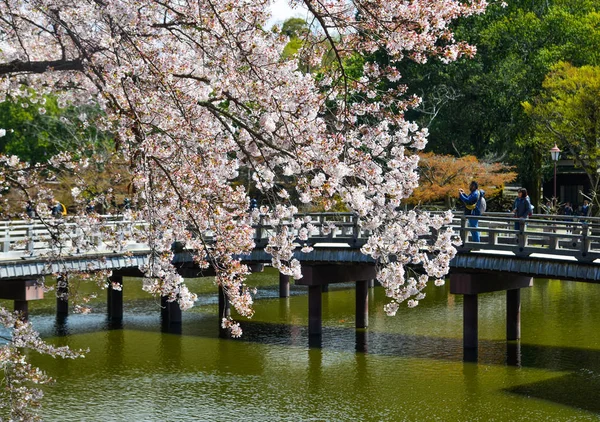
[512,188,532,232]
[582,200,591,219]
[459,181,485,242]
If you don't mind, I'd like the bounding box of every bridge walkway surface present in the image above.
[1,211,599,360]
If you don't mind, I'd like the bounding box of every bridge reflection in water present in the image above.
[1,211,600,361]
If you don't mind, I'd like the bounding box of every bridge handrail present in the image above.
[2,211,600,262]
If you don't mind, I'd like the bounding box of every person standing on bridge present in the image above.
[459,181,485,243]
[512,188,532,233]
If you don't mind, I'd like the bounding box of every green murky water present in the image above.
[11,268,600,420]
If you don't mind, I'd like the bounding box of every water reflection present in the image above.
[23,277,600,421]
[355,329,368,354]
[463,347,478,362]
[54,314,69,337]
[506,341,521,367]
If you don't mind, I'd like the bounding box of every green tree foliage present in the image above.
[281,17,308,38]
[523,62,600,211]
[394,0,600,206]
[0,94,113,164]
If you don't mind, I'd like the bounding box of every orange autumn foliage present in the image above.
[409,153,517,205]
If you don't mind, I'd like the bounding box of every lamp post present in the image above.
[550,144,561,205]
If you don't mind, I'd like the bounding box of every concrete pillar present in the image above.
[56,275,68,316]
[160,295,169,320]
[14,300,28,320]
[463,294,478,350]
[107,274,123,322]
[355,329,368,354]
[279,273,290,298]
[368,279,375,288]
[218,286,231,337]
[308,285,322,336]
[167,300,182,324]
[160,295,182,325]
[218,285,231,320]
[355,280,368,329]
[507,289,521,341]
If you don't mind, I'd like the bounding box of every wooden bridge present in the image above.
[1,212,599,359]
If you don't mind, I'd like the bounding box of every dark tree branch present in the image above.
[0,58,84,75]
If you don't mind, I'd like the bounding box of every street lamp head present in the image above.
[550,144,561,161]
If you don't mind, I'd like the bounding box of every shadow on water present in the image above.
[505,370,600,414]
[44,310,600,376]
[235,319,600,373]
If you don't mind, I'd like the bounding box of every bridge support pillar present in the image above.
[0,279,44,321]
[107,274,123,322]
[14,300,29,320]
[160,296,182,324]
[298,264,376,340]
[451,273,532,354]
[56,275,68,316]
[248,263,264,273]
[308,285,322,336]
[279,273,290,298]
[368,279,375,289]
[463,294,478,350]
[218,285,231,320]
[356,280,368,329]
[218,285,231,337]
[506,289,521,341]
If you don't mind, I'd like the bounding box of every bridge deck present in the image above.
[1,212,600,282]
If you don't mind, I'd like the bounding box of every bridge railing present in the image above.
[250,212,366,247]
[452,212,600,261]
[2,212,600,263]
[0,216,150,257]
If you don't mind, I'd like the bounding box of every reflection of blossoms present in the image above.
[1,308,85,420]
[0,0,486,345]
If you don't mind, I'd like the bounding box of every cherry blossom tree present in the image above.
[0,0,492,416]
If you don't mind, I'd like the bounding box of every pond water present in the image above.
[15,268,600,421]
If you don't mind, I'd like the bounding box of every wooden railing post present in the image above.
[3,230,10,252]
[517,219,526,252]
[460,216,468,246]
[27,227,34,256]
[581,222,592,258]
[352,214,360,243]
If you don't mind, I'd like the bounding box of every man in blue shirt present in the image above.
[459,181,484,242]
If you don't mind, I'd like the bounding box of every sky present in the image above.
[268,0,308,28]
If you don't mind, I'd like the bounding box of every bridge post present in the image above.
[0,279,44,321]
[463,294,478,350]
[299,265,376,340]
[27,227,34,256]
[218,285,231,320]
[159,295,182,333]
[506,289,521,341]
[460,217,468,244]
[279,273,290,298]
[368,279,375,288]
[218,286,231,337]
[308,285,322,336]
[56,274,68,316]
[14,300,29,320]
[356,280,368,328]
[517,221,526,253]
[107,274,123,322]
[167,300,182,324]
[3,230,10,252]
[451,273,533,355]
